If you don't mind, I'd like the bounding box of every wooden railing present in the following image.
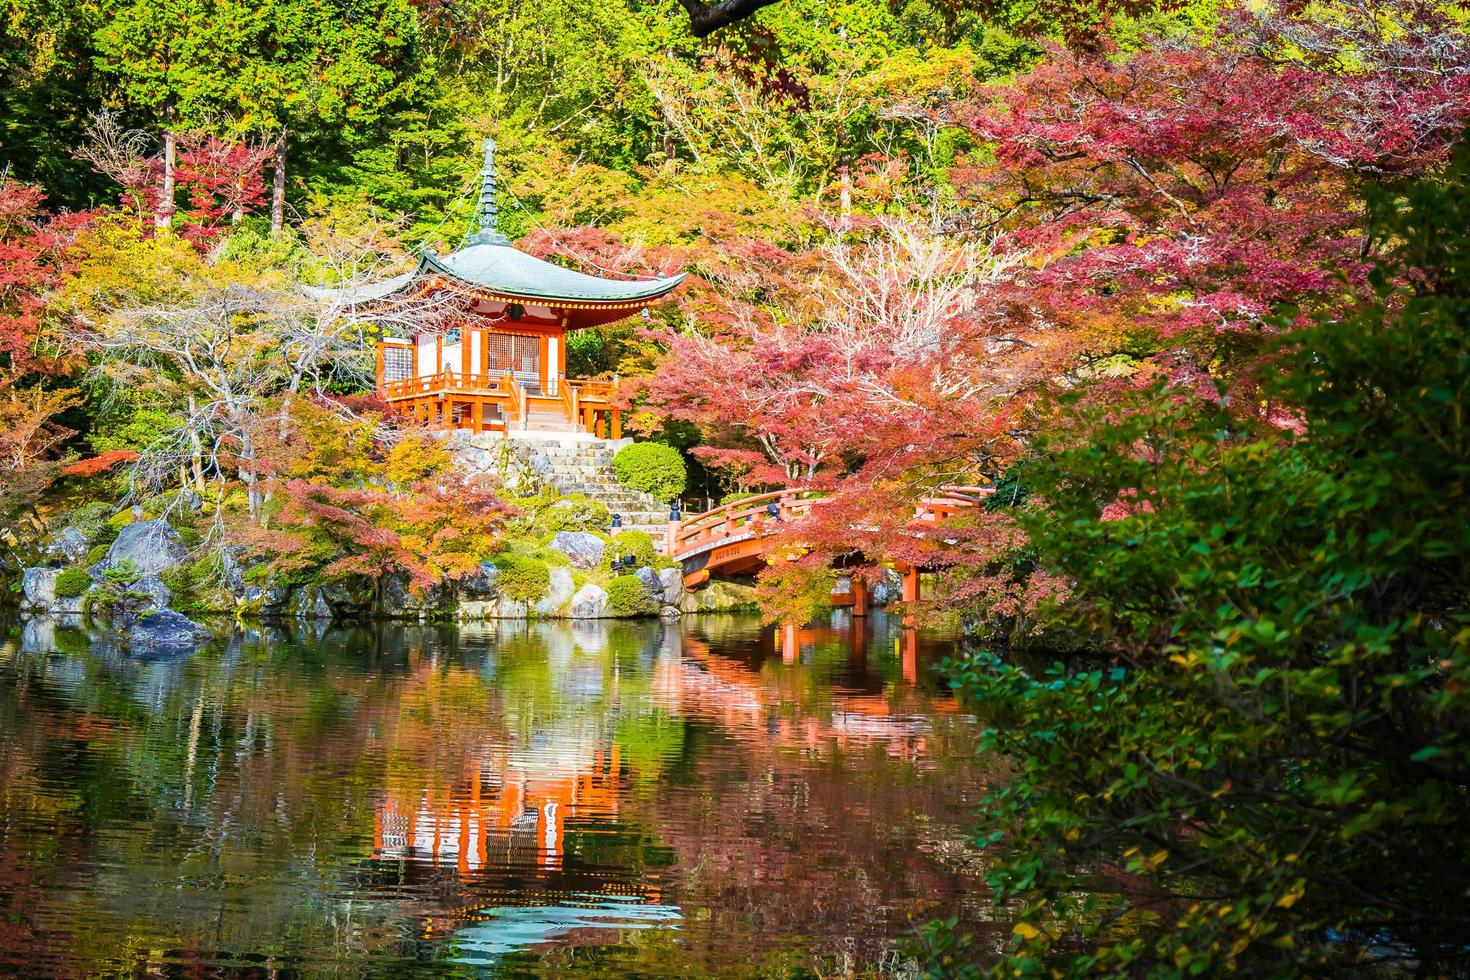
[382,370,513,402]
[561,376,579,431]
[572,379,617,406]
[666,485,995,559]
[667,489,828,558]
[503,371,522,427]
[379,370,629,435]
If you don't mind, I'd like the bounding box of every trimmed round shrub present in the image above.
[612,443,686,503]
[54,568,92,598]
[606,574,659,617]
[493,553,551,602]
[606,529,657,569]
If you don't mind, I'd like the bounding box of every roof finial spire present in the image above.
[469,137,509,245]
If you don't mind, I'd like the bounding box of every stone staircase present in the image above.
[511,437,671,540]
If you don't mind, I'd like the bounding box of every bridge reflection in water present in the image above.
[366,613,967,961]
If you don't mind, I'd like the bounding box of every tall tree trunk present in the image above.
[187,394,207,493]
[270,132,287,236]
[157,130,176,231]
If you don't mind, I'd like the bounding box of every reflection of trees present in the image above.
[0,614,989,975]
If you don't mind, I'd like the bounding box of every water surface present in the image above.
[0,612,997,977]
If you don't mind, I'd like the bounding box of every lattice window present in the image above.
[383,346,412,381]
[484,333,540,379]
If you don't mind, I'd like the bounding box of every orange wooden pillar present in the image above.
[901,565,921,604]
[900,563,921,629]
[471,399,484,434]
[851,577,869,617]
[781,623,799,664]
[610,409,622,440]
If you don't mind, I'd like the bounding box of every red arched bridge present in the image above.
[663,486,992,613]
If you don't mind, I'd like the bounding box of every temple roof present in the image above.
[419,243,684,304]
[309,140,683,310]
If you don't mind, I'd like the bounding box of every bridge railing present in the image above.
[667,489,828,559]
[667,484,994,560]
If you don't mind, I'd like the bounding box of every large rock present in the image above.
[126,609,212,652]
[547,531,605,570]
[635,565,661,595]
[457,598,497,621]
[44,526,90,563]
[20,568,83,615]
[656,567,685,608]
[632,566,666,615]
[380,573,446,619]
[497,598,530,619]
[457,563,500,600]
[288,587,335,621]
[567,583,609,619]
[95,519,188,579]
[133,574,172,613]
[532,566,577,617]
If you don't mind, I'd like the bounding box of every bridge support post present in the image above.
[665,517,680,557]
[781,623,798,664]
[851,577,868,617]
[901,565,921,605]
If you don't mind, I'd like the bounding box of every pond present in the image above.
[0,612,999,977]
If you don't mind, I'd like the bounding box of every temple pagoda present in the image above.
[360,140,684,439]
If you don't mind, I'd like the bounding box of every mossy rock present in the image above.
[60,502,114,543]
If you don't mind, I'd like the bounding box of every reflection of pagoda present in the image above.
[374,744,624,876]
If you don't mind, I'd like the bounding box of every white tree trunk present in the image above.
[271,134,287,236]
[157,130,176,230]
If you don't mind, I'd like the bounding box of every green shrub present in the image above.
[158,564,193,597]
[720,491,757,506]
[54,568,91,598]
[86,544,110,566]
[606,574,658,617]
[493,553,551,602]
[606,529,657,569]
[529,545,571,567]
[612,442,686,503]
[534,494,611,536]
[176,526,203,549]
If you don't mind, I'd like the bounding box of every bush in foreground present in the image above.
[612,442,686,503]
[936,147,1470,977]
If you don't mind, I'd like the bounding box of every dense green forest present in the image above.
[3,0,1469,974]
